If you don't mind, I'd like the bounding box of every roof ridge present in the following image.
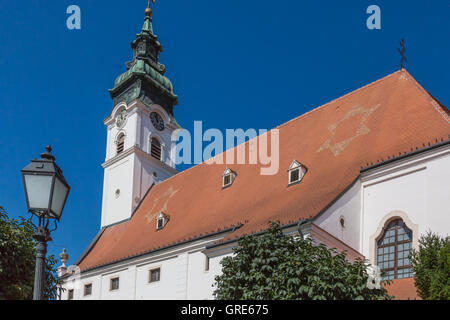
[277,69,404,129]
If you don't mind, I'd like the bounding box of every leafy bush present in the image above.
[0,206,61,300]
[410,232,450,300]
[214,222,391,300]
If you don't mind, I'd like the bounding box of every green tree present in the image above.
[214,222,392,300]
[0,206,61,300]
[410,232,450,300]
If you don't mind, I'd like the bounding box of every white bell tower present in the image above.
[100,8,180,227]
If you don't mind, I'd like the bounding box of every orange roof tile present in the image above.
[384,278,421,300]
[77,69,450,271]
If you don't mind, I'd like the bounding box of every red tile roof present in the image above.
[309,223,364,262]
[385,278,421,300]
[77,69,450,271]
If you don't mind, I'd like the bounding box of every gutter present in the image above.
[361,139,450,173]
[296,219,309,238]
[72,224,244,275]
[205,219,310,251]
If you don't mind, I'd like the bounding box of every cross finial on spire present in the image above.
[146,0,156,18]
[398,39,407,70]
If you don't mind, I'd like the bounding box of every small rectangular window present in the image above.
[157,218,164,230]
[222,169,236,189]
[110,277,120,291]
[156,213,169,230]
[84,283,92,296]
[223,174,231,186]
[289,169,300,184]
[204,255,210,272]
[149,268,161,283]
[68,289,74,300]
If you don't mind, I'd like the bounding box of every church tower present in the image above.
[101,3,179,227]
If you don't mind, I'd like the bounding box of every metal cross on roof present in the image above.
[398,39,407,69]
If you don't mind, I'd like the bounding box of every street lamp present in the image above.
[21,146,70,300]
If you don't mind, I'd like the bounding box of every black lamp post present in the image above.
[21,146,70,300]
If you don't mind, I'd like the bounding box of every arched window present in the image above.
[116,134,125,155]
[377,219,413,280]
[151,137,162,160]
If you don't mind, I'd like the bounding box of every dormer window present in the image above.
[116,133,125,155]
[156,212,169,230]
[288,160,307,186]
[222,168,236,189]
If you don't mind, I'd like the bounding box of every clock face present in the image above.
[150,112,165,131]
[116,110,127,128]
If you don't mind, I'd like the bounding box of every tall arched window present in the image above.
[377,219,413,280]
[150,137,162,160]
[117,133,125,155]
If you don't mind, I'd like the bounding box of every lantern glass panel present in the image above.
[24,174,52,211]
[51,176,69,218]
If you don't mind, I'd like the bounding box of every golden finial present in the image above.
[145,0,156,17]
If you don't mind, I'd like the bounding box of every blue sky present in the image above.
[0,0,449,266]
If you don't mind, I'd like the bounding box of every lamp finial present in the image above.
[41,145,55,161]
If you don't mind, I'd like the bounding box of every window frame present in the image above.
[223,174,232,187]
[288,160,307,186]
[289,168,300,184]
[204,254,210,272]
[157,217,164,230]
[156,212,169,230]
[149,267,161,283]
[222,168,236,189]
[110,277,120,291]
[376,219,413,280]
[83,283,92,296]
[68,289,74,300]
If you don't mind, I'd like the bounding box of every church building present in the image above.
[59,4,450,300]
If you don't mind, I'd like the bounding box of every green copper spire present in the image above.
[142,15,154,35]
[142,1,155,35]
[109,3,178,117]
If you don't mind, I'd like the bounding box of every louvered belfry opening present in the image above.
[117,134,125,155]
[151,137,162,160]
